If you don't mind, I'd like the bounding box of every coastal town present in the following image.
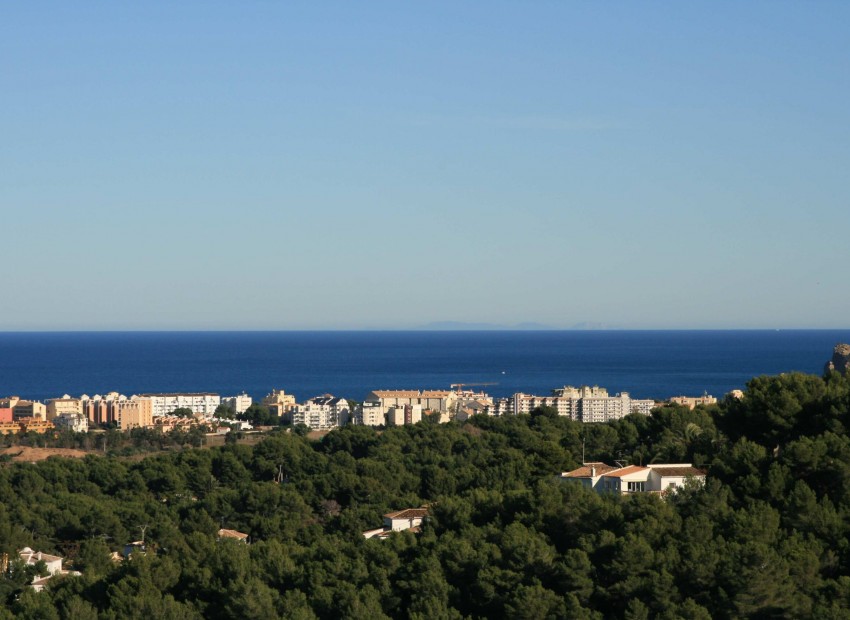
[0,385,719,436]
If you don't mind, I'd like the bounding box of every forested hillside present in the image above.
[3,371,850,619]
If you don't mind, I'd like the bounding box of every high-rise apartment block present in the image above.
[46,396,83,420]
[291,395,350,430]
[354,402,384,426]
[485,386,655,423]
[262,389,297,419]
[220,393,252,415]
[138,393,220,417]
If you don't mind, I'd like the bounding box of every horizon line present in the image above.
[1,327,849,334]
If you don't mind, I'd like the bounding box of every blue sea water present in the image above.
[0,330,847,403]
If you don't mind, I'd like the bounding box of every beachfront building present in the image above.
[512,392,581,418]
[485,386,654,423]
[450,390,494,421]
[0,418,54,435]
[114,398,153,430]
[153,415,195,433]
[262,389,297,419]
[580,392,654,422]
[454,399,490,421]
[387,404,423,426]
[354,401,384,426]
[0,420,21,435]
[79,393,154,429]
[486,397,514,416]
[220,393,252,415]
[364,390,457,416]
[80,393,126,425]
[669,394,718,409]
[11,400,47,421]
[46,396,83,420]
[53,412,89,433]
[137,393,221,417]
[291,395,350,430]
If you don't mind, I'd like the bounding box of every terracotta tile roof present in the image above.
[218,528,249,540]
[384,508,429,520]
[603,465,648,478]
[19,549,62,564]
[139,392,219,396]
[420,391,451,397]
[649,466,706,477]
[561,462,619,478]
[371,391,421,398]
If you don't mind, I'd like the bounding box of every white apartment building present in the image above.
[512,393,581,419]
[387,404,423,426]
[364,390,457,415]
[485,386,654,423]
[355,401,385,426]
[53,412,89,433]
[137,393,221,417]
[291,395,350,430]
[579,392,651,423]
[486,397,514,416]
[221,393,252,415]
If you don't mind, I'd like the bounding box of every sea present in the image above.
[0,330,847,403]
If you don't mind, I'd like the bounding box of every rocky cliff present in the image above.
[825,343,850,374]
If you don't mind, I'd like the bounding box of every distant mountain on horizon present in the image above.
[420,321,551,331]
[418,321,617,331]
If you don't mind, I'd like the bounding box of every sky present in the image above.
[2,2,849,330]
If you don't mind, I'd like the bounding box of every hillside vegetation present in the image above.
[3,371,850,619]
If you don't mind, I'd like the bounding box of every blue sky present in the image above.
[2,2,849,329]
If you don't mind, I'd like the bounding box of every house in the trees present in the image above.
[218,528,250,543]
[646,465,707,493]
[558,462,620,491]
[561,463,706,495]
[18,547,81,592]
[363,507,429,539]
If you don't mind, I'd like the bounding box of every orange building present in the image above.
[0,418,54,435]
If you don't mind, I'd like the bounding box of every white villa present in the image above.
[18,547,81,592]
[561,463,706,494]
[363,507,429,539]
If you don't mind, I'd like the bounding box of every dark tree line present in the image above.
[2,370,850,618]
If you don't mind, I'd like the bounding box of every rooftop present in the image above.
[649,466,706,477]
[561,462,620,478]
[602,465,649,478]
[138,393,219,397]
[19,548,63,564]
[370,390,422,398]
[384,508,429,520]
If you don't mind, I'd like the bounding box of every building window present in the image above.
[627,481,645,493]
